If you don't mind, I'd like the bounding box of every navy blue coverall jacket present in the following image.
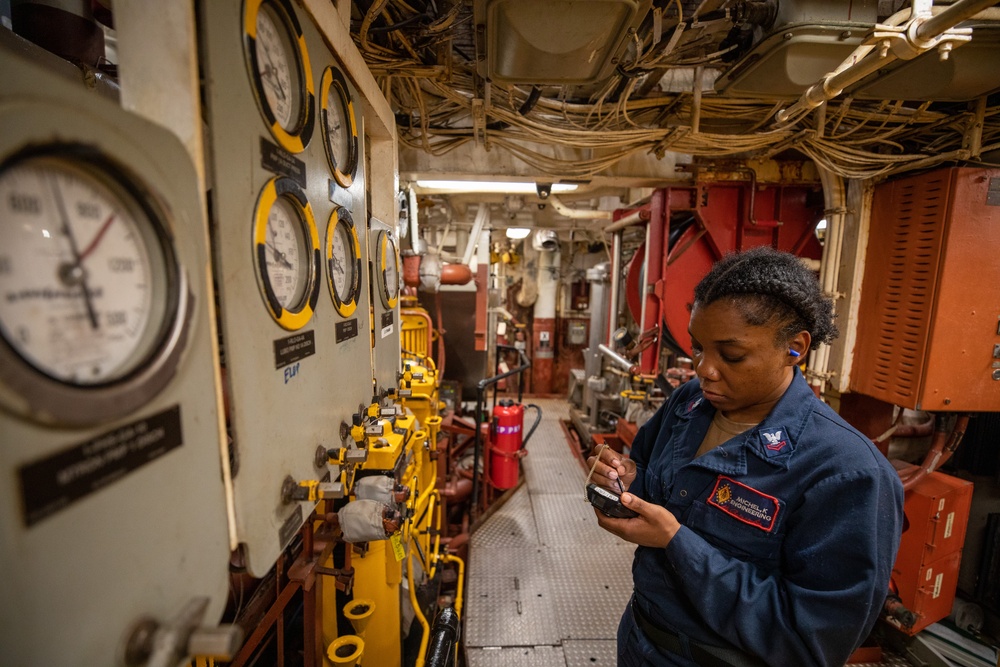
[624,370,904,666]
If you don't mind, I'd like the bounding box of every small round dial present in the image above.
[0,155,174,385]
[325,208,360,317]
[376,230,400,309]
[319,66,359,188]
[253,177,321,330]
[244,0,315,153]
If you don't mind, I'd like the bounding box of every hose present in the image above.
[521,404,543,448]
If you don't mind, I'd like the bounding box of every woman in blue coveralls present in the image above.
[588,247,904,667]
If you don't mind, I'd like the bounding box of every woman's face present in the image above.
[688,299,808,423]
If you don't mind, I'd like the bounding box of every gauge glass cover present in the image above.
[264,195,309,310]
[254,2,302,132]
[0,157,171,385]
[320,67,358,187]
[330,221,352,299]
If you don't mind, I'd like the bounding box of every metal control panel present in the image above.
[0,34,231,665]
[200,0,376,575]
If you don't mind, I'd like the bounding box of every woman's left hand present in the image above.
[594,493,681,548]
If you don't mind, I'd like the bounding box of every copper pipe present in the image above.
[900,414,970,491]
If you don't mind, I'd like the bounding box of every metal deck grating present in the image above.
[466,398,633,666]
[464,398,912,666]
[467,646,567,666]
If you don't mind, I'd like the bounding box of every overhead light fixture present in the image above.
[505,227,531,239]
[415,180,578,194]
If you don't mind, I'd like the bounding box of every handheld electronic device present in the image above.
[587,482,639,519]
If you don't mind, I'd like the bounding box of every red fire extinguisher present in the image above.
[490,401,542,490]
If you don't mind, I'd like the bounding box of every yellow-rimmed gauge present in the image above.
[252,177,321,330]
[376,230,400,310]
[243,0,315,153]
[0,146,190,425]
[326,207,361,317]
[319,66,359,188]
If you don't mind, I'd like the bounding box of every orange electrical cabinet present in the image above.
[852,167,1000,411]
[890,464,974,635]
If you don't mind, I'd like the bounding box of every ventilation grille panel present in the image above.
[852,173,949,407]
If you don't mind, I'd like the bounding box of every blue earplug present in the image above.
[788,349,801,358]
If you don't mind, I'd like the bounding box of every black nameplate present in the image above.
[381,311,394,329]
[336,318,359,343]
[279,505,304,550]
[261,137,306,187]
[19,406,183,527]
[274,330,316,369]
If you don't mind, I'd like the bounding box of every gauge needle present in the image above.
[261,48,287,101]
[79,213,116,261]
[50,176,100,330]
[265,241,293,269]
[330,254,344,274]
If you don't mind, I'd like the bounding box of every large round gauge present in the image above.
[243,0,315,153]
[326,207,361,317]
[252,177,321,330]
[319,66,359,188]
[376,230,400,310]
[0,148,189,425]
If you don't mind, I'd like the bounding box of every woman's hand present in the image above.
[585,445,637,492]
[594,493,681,548]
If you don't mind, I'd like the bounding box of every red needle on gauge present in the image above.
[79,213,116,261]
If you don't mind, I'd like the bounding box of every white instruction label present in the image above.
[933,573,944,599]
[944,511,955,539]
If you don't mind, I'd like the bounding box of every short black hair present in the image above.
[693,246,838,350]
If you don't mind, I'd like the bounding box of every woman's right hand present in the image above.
[586,445,636,492]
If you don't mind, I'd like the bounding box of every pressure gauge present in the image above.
[253,177,321,330]
[326,207,361,317]
[243,0,315,153]
[319,66,359,188]
[376,230,400,309]
[0,148,189,425]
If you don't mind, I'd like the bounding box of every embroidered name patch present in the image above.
[707,476,780,532]
[759,428,788,455]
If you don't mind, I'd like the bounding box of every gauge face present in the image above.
[326,208,360,317]
[320,66,358,188]
[253,177,321,330]
[244,0,315,152]
[264,196,308,309]
[377,231,400,309]
[0,155,174,386]
[255,5,299,131]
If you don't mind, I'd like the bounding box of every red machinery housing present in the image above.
[620,182,824,371]
[888,463,974,636]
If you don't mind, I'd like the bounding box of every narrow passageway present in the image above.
[465,398,634,666]
[462,398,911,667]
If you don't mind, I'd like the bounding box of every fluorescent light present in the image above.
[505,227,532,239]
[415,180,578,194]
[816,219,828,231]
